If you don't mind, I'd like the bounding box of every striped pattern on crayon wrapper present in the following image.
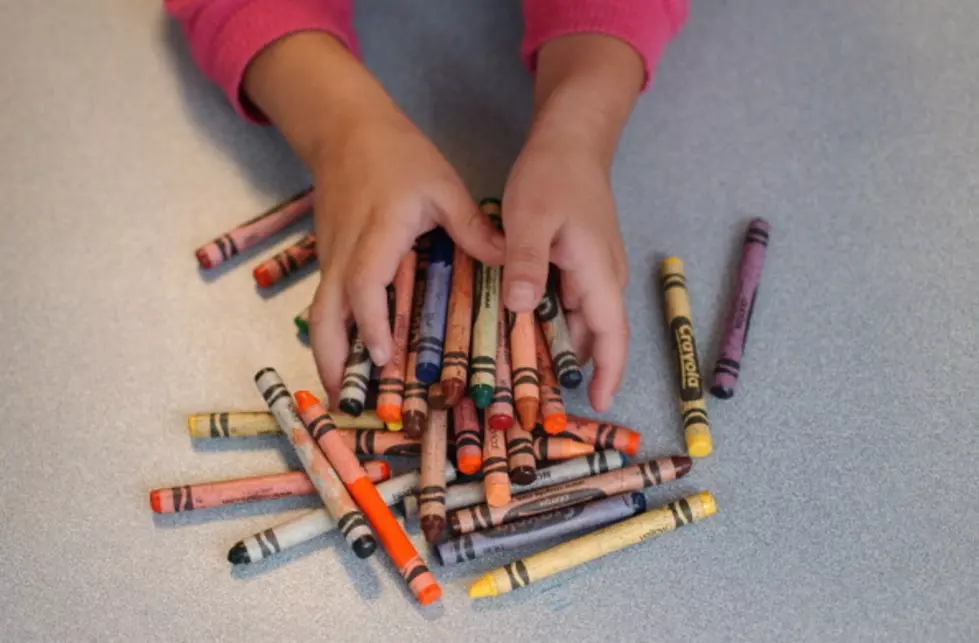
[339,335,371,415]
[661,270,686,292]
[418,485,446,514]
[207,188,312,263]
[276,235,316,276]
[248,527,284,561]
[535,288,582,388]
[745,222,770,247]
[349,430,422,456]
[164,485,196,511]
[305,412,337,442]
[206,412,231,438]
[403,253,430,425]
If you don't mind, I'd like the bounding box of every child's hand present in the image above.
[308,109,504,401]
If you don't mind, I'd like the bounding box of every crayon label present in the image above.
[671,317,702,400]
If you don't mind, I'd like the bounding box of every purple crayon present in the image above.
[711,218,771,399]
[436,492,645,566]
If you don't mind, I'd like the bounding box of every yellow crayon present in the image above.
[468,491,717,599]
[660,257,712,458]
[187,410,385,439]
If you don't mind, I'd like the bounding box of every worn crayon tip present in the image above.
[457,454,482,476]
[402,411,425,439]
[467,576,498,599]
[509,467,536,486]
[686,433,712,459]
[542,414,568,435]
[558,370,584,389]
[427,383,446,410]
[710,385,734,400]
[441,379,465,408]
[293,390,320,414]
[386,420,403,432]
[487,414,514,431]
[195,247,212,270]
[630,491,647,512]
[661,256,684,274]
[697,491,718,517]
[485,487,511,508]
[376,404,402,424]
[417,583,443,606]
[338,399,364,417]
[252,264,275,288]
[515,400,539,433]
[186,415,198,437]
[374,460,392,480]
[673,456,694,478]
[294,315,309,335]
[421,516,446,544]
[352,535,378,559]
[227,542,250,564]
[623,432,641,456]
[149,490,163,513]
[415,363,440,386]
[469,385,493,410]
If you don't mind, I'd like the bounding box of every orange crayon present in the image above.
[482,417,511,507]
[453,397,482,475]
[487,307,514,430]
[559,416,642,457]
[440,243,474,406]
[510,311,540,431]
[377,251,417,424]
[403,250,430,438]
[505,418,537,485]
[295,391,441,605]
[252,233,317,288]
[535,322,567,434]
[419,391,449,543]
[533,435,595,461]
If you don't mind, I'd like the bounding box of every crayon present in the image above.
[552,416,641,457]
[535,322,567,434]
[449,456,691,535]
[536,273,583,389]
[149,462,390,514]
[660,257,712,458]
[377,251,417,423]
[415,228,453,384]
[533,435,595,461]
[487,307,515,430]
[402,250,430,438]
[295,306,310,335]
[229,463,457,564]
[438,492,645,567]
[253,368,376,558]
[252,233,317,288]
[195,187,313,269]
[295,392,441,605]
[468,491,717,598]
[338,331,372,416]
[419,398,449,543]
[402,451,626,525]
[440,243,474,406]
[452,397,482,475]
[468,209,501,407]
[482,418,511,507]
[504,418,537,485]
[712,218,770,399]
[510,311,540,430]
[338,429,421,457]
[186,410,386,439]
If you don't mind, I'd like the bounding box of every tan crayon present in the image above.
[419,394,449,543]
[487,306,514,430]
[482,416,511,507]
[449,456,692,536]
[440,243,474,407]
[402,250,430,438]
[187,410,386,439]
[468,491,717,598]
[149,462,390,514]
[505,418,537,485]
[377,251,417,424]
[535,322,567,434]
[338,429,421,456]
[660,257,712,458]
[253,233,317,288]
[510,311,540,430]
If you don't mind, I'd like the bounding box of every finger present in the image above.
[309,275,351,406]
[566,262,629,413]
[434,187,505,266]
[564,309,594,365]
[559,270,583,311]
[500,199,559,313]
[345,215,418,366]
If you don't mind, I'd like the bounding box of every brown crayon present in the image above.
[253,233,317,288]
[558,416,642,456]
[377,251,416,424]
[510,311,540,430]
[419,392,449,543]
[402,250,430,438]
[535,322,567,434]
[440,243,474,406]
[338,429,421,457]
[505,418,537,485]
[449,456,692,535]
[452,397,482,475]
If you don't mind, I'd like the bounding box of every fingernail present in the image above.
[369,344,389,366]
[507,281,536,311]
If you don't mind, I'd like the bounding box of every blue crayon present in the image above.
[415,228,454,384]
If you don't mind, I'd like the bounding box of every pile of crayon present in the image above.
[178,192,772,603]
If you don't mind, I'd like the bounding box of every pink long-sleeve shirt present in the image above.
[166,0,688,122]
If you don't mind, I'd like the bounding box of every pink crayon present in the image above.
[711,218,771,399]
[195,188,313,269]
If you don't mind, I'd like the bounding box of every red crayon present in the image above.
[252,233,317,288]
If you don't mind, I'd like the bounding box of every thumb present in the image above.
[435,188,505,267]
[499,201,558,314]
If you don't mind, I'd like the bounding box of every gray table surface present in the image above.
[2,1,977,641]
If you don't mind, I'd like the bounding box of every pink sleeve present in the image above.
[521,0,689,91]
[164,0,358,122]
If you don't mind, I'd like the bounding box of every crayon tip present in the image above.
[485,487,511,508]
[252,264,275,288]
[686,433,712,459]
[515,400,539,433]
[467,576,498,599]
[386,420,403,432]
[352,535,378,559]
[630,491,647,512]
[487,414,514,431]
[376,404,402,424]
[457,454,482,476]
[338,399,364,416]
[427,383,447,410]
[294,315,309,335]
[441,379,464,408]
[558,370,584,389]
[469,385,493,409]
[195,247,212,270]
[149,490,163,513]
[673,456,694,478]
[293,390,320,414]
[509,467,536,486]
[227,542,251,564]
[421,516,446,544]
[417,583,443,606]
[186,415,198,437]
[542,414,568,435]
[710,385,734,400]
[402,411,426,439]
[661,257,684,274]
[415,363,440,386]
[375,460,391,480]
[697,491,718,517]
[623,432,641,457]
